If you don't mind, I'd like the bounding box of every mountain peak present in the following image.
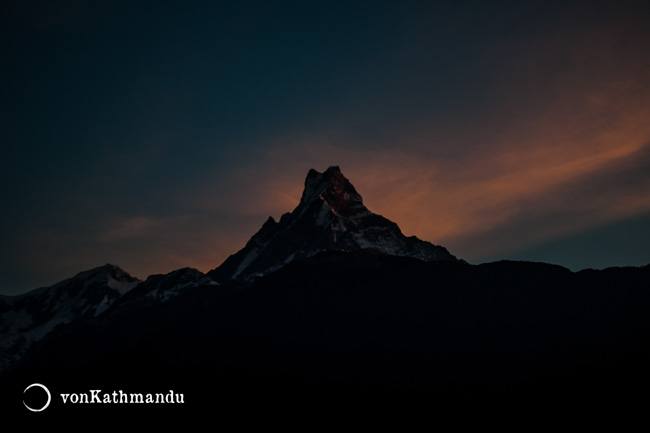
[209,166,459,283]
[71,263,138,288]
[0,263,141,371]
[299,166,364,216]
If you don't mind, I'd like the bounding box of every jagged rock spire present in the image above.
[208,166,459,283]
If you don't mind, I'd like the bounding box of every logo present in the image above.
[23,383,51,412]
[22,383,184,412]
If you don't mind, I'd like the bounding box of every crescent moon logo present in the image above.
[23,383,51,412]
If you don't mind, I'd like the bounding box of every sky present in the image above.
[2,0,650,295]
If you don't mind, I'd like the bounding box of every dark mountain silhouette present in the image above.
[1,167,649,424]
[4,253,650,422]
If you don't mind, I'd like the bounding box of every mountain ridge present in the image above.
[3,166,650,422]
[4,250,650,421]
[0,264,140,371]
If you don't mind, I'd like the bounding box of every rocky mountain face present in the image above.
[208,166,458,283]
[0,265,221,372]
[0,264,140,371]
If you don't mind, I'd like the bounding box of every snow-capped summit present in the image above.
[209,166,459,283]
[0,264,140,371]
[114,267,218,308]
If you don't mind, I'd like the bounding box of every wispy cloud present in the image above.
[215,94,650,263]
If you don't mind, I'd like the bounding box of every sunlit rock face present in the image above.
[209,166,459,283]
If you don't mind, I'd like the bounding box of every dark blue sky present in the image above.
[2,1,650,294]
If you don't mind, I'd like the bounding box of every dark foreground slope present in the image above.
[3,251,650,422]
